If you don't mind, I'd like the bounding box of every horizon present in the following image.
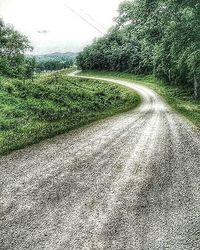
[26,51,78,56]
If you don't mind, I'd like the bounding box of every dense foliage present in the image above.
[77,0,200,98]
[0,70,140,154]
[35,58,73,72]
[0,19,34,79]
[32,52,77,72]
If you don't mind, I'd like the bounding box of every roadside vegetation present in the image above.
[79,71,200,128]
[0,70,140,155]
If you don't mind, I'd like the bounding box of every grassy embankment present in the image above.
[0,70,140,155]
[79,71,200,128]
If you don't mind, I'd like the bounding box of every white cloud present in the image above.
[0,0,123,54]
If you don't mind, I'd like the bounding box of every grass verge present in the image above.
[79,70,200,128]
[0,70,140,155]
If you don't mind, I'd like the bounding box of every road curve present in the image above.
[0,74,200,250]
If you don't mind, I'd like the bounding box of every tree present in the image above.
[0,19,32,78]
[23,57,36,81]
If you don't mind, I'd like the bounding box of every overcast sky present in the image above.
[0,0,123,54]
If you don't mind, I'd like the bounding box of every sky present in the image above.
[0,0,123,54]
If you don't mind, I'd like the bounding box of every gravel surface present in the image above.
[0,74,200,250]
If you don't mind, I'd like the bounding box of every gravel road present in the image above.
[0,74,200,250]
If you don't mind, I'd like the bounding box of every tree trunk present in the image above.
[168,69,171,83]
[194,75,198,99]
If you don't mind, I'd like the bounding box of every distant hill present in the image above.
[28,52,78,62]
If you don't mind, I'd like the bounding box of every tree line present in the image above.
[77,0,200,98]
[35,59,73,73]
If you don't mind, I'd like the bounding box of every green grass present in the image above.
[0,70,140,155]
[79,70,200,128]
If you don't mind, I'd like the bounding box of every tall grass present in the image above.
[0,70,140,155]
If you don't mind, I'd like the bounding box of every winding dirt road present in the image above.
[0,74,200,250]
